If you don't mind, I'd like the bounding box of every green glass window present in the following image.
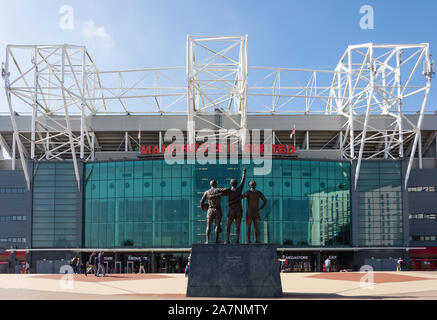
[357,161,403,246]
[32,162,79,248]
[83,159,351,248]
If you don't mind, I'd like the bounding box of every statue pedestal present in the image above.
[186,244,282,298]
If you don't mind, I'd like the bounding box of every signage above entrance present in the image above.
[140,143,296,155]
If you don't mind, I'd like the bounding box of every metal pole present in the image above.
[396,49,404,158]
[305,131,309,150]
[80,47,86,159]
[418,130,423,169]
[46,132,50,160]
[31,48,38,160]
[355,47,374,190]
[405,48,432,189]
[61,46,81,191]
[339,130,343,157]
[12,132,16,170]
[187,35,196,149]
[159,131,162,153]
[347,48,355,159]
[91,132,95,160]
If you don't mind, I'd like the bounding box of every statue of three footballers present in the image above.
[200,168,268,244]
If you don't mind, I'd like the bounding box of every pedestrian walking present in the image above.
[139,256,146,274]
[25,261,30,274]
[80,261,86,274]
[75,256,80,274]
[397,257,403,271]
[86,252,97,276]
[185,262,190,277]
[324,257,331,272]
[70,256,79,274]
[96,251,106,277]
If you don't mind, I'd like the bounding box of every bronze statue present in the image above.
[200,180,227,244]
[220,168,246,244]
[231,180,267,244]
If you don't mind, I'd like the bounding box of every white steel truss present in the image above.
[187,35,248,146]
[326,44,433,189]
[2,37,434,191]
[2,45,103,190]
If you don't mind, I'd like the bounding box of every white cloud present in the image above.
[79,19,112,41]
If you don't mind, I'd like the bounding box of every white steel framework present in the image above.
[187,35,248,146]
[2,37,434,190]
[326,44,433,189]
[2,45,104,190]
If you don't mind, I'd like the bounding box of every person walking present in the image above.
[86,252,97,276]
[75,256,80,274]
[280,255,286,271]
[139,256,146,274]
[397,257,403,271]
[96,251,106,277]
[324,257,331,272]
[70,256,78,274]
[80,261,86,274]
[185,261,190,277]
[25,261,30,274]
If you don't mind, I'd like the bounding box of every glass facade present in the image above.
[357,161,403,246]
[32,162,80,248]
[84,159,351,248]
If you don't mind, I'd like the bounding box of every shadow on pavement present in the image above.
[282,292,416,300]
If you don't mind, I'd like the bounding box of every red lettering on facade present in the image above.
[152,145,160,154]
[141,145,151,154]
[286,145,295,154]
[140,143,296,155]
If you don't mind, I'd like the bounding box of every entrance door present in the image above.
[115,261,121,273]
[126,261,134,273]
[104,262,110,273]
[159,257,168,273]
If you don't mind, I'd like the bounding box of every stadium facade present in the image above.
[0,36,436,273]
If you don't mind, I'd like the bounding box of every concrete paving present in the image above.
[0,272,436,300]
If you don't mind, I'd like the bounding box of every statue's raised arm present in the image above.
[237,168,247,193]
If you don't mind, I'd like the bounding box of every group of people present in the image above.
[85,251,106,277]
[69,252,106,276]
[69,253,151,276]
[279,256,333,272]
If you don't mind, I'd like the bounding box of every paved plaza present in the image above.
[0,272,436,300]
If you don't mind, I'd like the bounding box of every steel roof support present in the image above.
[3,53,30,188]
[405,47,432,189]
[187,35,248,148]
[0,133,11,158]
[61,46,80,191]
[2,37,432,182]
[354,46,374,190]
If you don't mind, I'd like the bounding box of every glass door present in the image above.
[126,261,134,273]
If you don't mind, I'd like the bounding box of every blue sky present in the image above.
[0,0,436,111]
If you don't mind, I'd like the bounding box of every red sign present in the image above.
[140,143,296,155]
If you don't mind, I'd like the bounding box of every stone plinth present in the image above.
[186,244,282,298]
